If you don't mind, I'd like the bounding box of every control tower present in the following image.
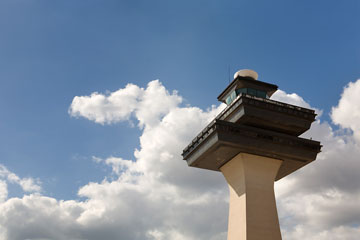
[182,70,321,240]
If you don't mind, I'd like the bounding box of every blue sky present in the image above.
[0,1,359,239]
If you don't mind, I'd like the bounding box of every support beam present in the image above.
[220,153,283,240]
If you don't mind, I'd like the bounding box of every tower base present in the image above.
[220,153,282,240]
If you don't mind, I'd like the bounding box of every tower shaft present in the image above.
[221,153,282,240]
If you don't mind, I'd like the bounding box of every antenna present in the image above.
[228,65,231,83]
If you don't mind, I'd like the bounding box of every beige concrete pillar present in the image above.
[220,153,283,240]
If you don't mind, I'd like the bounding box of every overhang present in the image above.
[182,120,321,181]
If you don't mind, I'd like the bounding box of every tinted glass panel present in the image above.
[234,88,268,99]
[226,96,232,105]
[236,88,247,95]
[247,88,257,96]
[257,91,266,98]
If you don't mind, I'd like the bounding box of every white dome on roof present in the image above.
[233,69,258,80]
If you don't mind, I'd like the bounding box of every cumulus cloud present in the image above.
[0,79,360,240]
[69,80,182,128]
[271,89,311,108]
[0,181,7,203]
[273,85,360,239]
[272,89,323,117]
[92,156,135,176]
[1,80,227,240]
[69,83,142,125]
[0,164,41,194]
[331,79,360,142]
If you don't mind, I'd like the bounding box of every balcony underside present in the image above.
[183,120,321,181]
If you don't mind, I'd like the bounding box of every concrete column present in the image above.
[220,153,283,240]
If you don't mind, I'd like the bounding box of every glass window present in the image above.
[230,91,236,100]
[226,90,238,105]
[234,88,268,99]
[247,88,257,96]
[256,90,266,98]
[236,88,247,95]
[226,96,232,105]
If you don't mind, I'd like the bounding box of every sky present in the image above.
[0,0,359,239]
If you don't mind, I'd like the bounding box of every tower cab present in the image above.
[218,69,278,105]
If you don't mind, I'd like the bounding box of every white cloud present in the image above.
[0,181,7,203]
[134,80,182,128]
[0,164,41,194]
[93,156,135,176]
[271,89,311,108]
[273,81,360,239]
[283,225,360,240]
[0,81,227,240]
[272,89,323,117]
[69,80,182,128]
[69,83,142,125]
[331,79,360,142]
[1,80,360,240]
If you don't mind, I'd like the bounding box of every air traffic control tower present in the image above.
[182,70,321,240]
